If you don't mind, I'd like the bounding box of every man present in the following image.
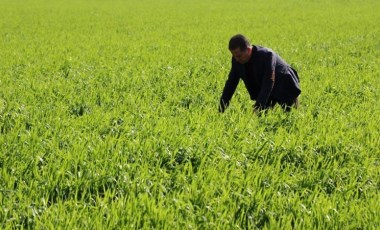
[219,34,301,114]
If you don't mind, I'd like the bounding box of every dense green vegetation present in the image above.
[1,0,379,228]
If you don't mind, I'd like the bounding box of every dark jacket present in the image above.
[219,45,301,112]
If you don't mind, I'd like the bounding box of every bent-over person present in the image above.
[219,34,301,114]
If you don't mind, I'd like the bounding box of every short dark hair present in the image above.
[229,34,250,51]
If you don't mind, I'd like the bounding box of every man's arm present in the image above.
[219,63,239,113]
[254,53,276,110]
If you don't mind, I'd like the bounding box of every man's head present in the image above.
[229,34,252,64]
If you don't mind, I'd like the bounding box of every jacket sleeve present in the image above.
[219,61,240,113]
[255,53,276,109]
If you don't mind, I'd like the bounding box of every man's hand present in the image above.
[253,106,260,115]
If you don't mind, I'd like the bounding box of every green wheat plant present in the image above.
[0,0,379,229]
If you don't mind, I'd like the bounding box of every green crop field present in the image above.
[1,0,379,229]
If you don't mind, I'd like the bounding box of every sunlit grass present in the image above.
[1,0,379,228]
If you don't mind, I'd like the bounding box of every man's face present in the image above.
[230,47,252,64]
